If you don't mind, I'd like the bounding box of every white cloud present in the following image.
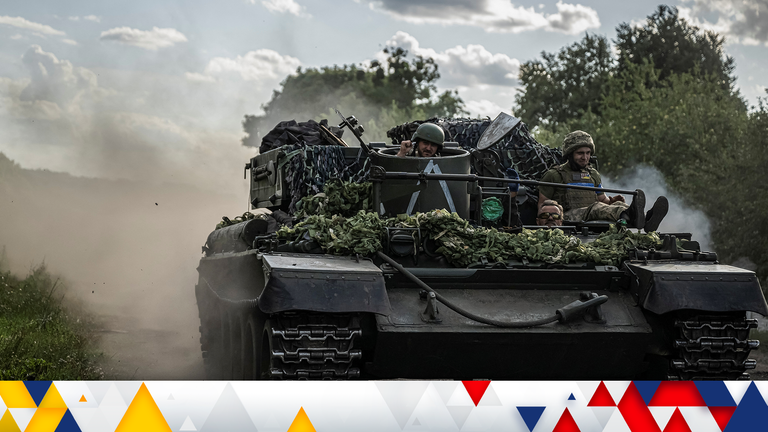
[381,31,519,87]
[200,49,301,83]
[680,0,768,46]
[261,0,310,17]
[185,72,217,83]
[10,34,23,40]
[464,99,506,118]
[68,15,102,23]
[19,45,99,106]
[62,39,78,45]
[99,26,188,50]
[368,0,599,34]
[0,16,66,36]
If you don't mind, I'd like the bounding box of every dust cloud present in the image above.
[603,164,713,251]
[0,153,249,379]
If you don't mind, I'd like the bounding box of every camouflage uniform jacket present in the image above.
[538,162,604,212]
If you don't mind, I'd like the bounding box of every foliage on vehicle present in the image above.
[278,207,662,267]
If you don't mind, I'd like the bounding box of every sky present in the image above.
[1,0,767,190]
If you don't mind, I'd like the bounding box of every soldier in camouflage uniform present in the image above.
[538,131,668,232]
[397,123,444,158]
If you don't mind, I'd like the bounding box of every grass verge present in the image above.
[0,257,103,380]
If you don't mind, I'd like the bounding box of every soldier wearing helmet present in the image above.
[396,123,444,158]
[538,131,668,232]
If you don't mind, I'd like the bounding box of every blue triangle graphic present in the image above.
[634,381,661,405]
[55,409,83,432]
[695,381,736,407]
[517,406,546,432]
[725,382,768,432]
[24,381,52,406]
[568,393,576,401]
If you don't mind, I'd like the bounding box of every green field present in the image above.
[0,252,103,380]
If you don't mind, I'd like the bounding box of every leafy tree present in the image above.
[242,47,466,147]
[516,6,738,128]
[615,5,735,90]
[582,62,747,181]
[515,33,614,128]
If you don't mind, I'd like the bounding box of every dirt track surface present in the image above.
[95,313,205,380]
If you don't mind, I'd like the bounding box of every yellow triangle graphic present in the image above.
[0,409,21,432]
[39,384,67,409]
[286,407,316,432]
[0,382,36,408]
[79,395,87,403]
[115,383,172,432]
[24,408,67,432]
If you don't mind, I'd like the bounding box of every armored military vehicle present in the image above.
[195,113,768,380]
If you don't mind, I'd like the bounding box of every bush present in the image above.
[0,263,103,380]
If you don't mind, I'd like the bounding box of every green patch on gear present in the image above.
[481,197,504,222]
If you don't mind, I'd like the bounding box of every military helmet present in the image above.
[562,130,595,157]
[411,123,445,149]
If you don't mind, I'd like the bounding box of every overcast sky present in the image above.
[1,0,766,190]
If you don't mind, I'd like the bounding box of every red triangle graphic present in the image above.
[709,406,736,432]
[662,408,692,432]
[462,381,491,406]
[649,382,706,406]
[552,407,581,432]
[618,382,661,432]
[588,382,616,407]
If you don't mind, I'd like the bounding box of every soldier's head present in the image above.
[537,200,564,227]
[411,123,444,157]
[562,131,595,169]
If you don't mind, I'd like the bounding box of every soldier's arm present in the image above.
[596,189,624,204]
[593,170,624,204]
[537,170,556,212]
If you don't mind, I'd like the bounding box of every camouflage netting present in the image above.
[386,118,563,195]
[258,119,345,154]
[281,144,370,214]
[278,208,663,268]
[216,212,262,230]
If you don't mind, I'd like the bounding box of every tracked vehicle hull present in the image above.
[196,248,767,380]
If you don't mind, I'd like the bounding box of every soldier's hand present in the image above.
[609,194,625,204]
[397,140,413,157]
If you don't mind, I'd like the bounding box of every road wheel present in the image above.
[230,311,243,379]
[259,319,275,379]
[242,314,272,379]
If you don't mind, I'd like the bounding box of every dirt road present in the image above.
[95,313,206,380]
